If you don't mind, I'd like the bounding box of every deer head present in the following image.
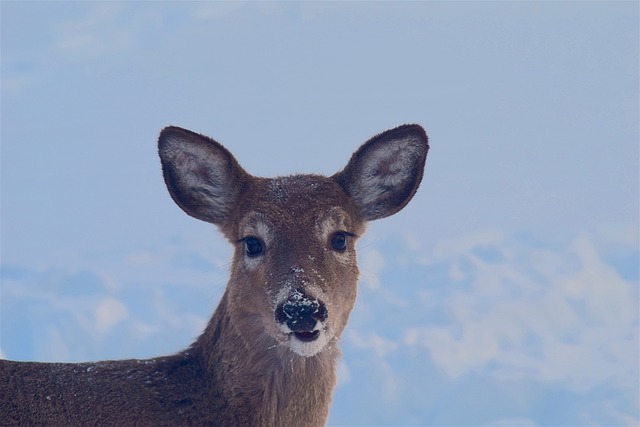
[158,125,428,358]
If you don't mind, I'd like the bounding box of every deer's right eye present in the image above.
[243,236,263,257]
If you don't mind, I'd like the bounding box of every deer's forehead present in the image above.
[252,176,354,212]
[264,175,343,203]
[235,175,361,233]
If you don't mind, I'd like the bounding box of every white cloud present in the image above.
[94,297,128,335]
[430,229,506,263]
[348,330,397,359]
[406,232,639,392]
[98,272,122,293]
[2,2,168,97]
[125,250,156,266]
[359,247,386,289]
[48,327,72,362]
[336,360,351,386]
[346,330,399,395]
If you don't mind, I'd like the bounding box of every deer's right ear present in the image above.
[158,126,248,226]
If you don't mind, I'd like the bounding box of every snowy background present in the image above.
[1,2,638,426]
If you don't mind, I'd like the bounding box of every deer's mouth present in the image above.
[284,327,329,357]
[293,330,320,342]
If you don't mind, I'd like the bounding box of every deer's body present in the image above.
[1,125,428,426]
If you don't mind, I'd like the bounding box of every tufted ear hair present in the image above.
[333,124,429,221]
[158,126,250,226]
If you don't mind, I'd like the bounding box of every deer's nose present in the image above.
[275,289,327,334]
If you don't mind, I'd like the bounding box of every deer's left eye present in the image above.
[330,232,348,252]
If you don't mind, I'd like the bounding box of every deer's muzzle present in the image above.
[275,289,327,342]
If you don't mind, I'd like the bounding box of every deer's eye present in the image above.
[243,236,263,257]
[330,232,348,252]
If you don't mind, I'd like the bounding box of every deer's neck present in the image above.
[194,291,339,426]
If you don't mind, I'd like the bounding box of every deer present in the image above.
[0,124,428,426]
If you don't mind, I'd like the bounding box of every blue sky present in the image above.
[1,2,638,426]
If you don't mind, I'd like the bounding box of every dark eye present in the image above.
[330,232,348,252]
[243,236,263,257]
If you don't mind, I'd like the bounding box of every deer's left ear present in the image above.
[333,124,428,221]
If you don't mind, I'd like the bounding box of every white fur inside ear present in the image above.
[351,135,423,218]
[362,137,419,186]
[162,137,235,221]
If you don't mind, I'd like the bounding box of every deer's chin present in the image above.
[275,322,331,357]
[287,329,329,357]
[275,319,331,357]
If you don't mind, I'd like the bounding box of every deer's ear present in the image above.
[333,124,428,221]
[158,126,249,225]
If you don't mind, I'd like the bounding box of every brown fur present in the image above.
[0,125,428,426]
